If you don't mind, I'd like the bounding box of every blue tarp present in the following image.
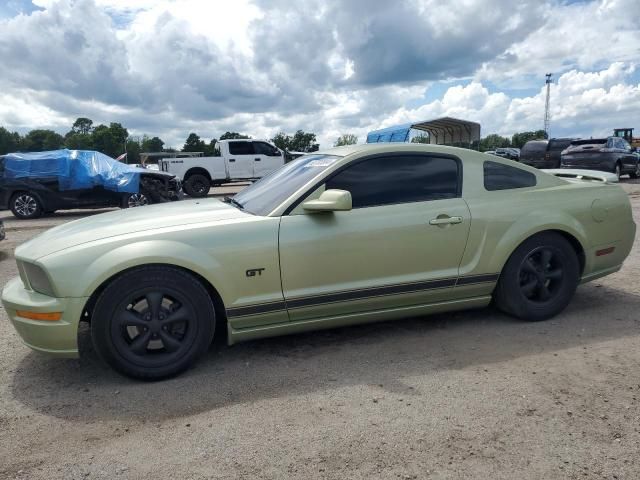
[366,123,413,143]
[3,149,142,193]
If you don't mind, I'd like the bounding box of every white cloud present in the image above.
[0,0,639,149]
[383,63,640,140]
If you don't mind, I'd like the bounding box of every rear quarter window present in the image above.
[484,161,537,191]
[548,139,573,151]
[521,141,548,155]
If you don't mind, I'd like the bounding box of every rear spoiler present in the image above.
[542,169,618,183]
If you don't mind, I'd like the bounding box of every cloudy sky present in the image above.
[0,0,639,149]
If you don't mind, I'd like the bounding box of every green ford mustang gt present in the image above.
[2,144,636,379]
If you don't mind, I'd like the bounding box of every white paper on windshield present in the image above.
[305,159,337,168]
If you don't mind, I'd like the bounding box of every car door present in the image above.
[252,141,283,177]
[227,141,255,179]
[278,153,471,323]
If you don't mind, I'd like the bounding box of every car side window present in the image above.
[325,155,460,209]
[253,142,280,156]
[484,161,536,191]
[228,141,255,155]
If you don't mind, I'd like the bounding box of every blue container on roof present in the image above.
[3,149,142,193]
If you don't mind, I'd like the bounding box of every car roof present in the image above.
[314,143,479,157]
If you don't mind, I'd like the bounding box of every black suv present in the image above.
[0,152,181,219]
[561,137,639,180]
[520,138,576,169]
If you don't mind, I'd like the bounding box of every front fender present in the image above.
[84,240,226,299]
[40,240,227,301]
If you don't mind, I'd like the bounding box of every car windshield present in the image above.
[231,154,341,215]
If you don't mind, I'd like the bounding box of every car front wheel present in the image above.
[9,192,43,219]
[614,162,622,181]
[91,266,216,379]
[494,232,580,321]
[122,192,150,208]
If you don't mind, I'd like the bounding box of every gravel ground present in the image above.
[1,181,640,479]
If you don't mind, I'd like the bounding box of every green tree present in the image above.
[511,130,547,149]
[292,130,319,152]
[271,130,318,152]
[90,123,128,157]
[220,131,250,140]
[204,138,219,156]
[71,117,94,135]
[271,132,292,151]
[410,133,430,144]
[64,132,93,150]
[479,134,511,152]
[334,133,358,147]
[20,129,64,151]
[141,135,165,152]
[0,127,22,154]
[182,133,206,152]
[125,137,142,164]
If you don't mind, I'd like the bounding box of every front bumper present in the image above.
[1,277,87,358]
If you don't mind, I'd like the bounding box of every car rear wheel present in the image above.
[91,266,215,380]
[183,174,210,198]
[629,163,639,179]
[494,232,579,321]
[9,192,43,219]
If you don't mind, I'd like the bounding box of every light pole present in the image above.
[544,73,552,138]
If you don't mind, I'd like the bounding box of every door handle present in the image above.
[429,216,463,226]
[254,158,261,161]
[229,158,235,162]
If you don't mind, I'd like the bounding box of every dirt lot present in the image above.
[1,182,640,480]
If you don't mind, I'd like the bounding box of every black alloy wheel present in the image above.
[518,246,564,303]
[111,290,197,368]
[494,232,579,321]
[183,174,210,198]
[92,266,215,379]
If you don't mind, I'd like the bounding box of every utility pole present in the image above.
[544,73,552,138]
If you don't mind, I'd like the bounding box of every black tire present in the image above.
[183,174,210,198]
[9,191,43,219]
[614,162,621,181]
[494,232,579,322]
[91,266,215,380]
[629,162,639,179]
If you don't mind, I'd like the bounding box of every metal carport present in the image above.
[366,117,481,149]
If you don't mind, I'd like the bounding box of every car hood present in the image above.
[17,198,251,260]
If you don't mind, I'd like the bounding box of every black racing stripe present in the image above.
[456,273,500,286]
[227,273,500,317]
[286,277,457,309]
[227,301,287,318]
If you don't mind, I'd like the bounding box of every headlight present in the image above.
[20,262,56,297]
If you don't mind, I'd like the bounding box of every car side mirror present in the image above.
[302,189,352,212]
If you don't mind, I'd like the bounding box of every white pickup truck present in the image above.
[158,139,285,197]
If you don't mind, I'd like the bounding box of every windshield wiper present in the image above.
[224,196,244,210]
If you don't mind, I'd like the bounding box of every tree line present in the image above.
[0,117,328,163]
[0,116,547,162]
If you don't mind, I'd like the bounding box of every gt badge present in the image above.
[246,268,265,277]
